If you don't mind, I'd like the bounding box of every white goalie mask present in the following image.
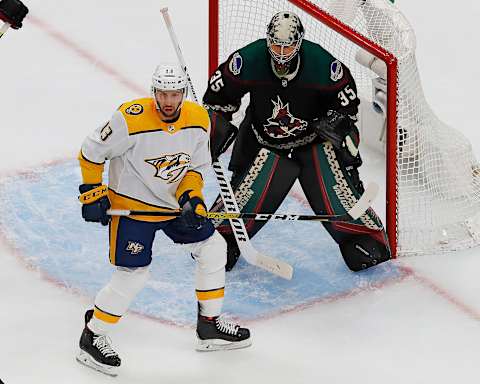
[266,11,305,65]
[151,63,188,111]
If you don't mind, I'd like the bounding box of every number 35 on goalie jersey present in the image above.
[78,98,212,219]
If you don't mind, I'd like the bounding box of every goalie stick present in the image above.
[160,7,293,280]
[108,182,379,222]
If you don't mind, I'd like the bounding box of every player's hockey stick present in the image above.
[160,7,293,280]
[0,22,10,38]
[108,182,379,222]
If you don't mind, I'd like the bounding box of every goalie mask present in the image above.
[266,11,305,66]
[151,63,188,116]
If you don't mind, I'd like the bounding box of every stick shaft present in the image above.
[107,181,379,223]
[160,8,200,103]
[107,210,357,223]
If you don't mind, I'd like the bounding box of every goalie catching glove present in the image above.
[310,110,361,166]
[78,184,111,226]
[178,191,208,229]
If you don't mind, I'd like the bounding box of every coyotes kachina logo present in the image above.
[145,153,191,183]
[263,96,307,139]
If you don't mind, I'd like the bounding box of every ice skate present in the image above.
[196,314,251,351]
[76,309,121,376]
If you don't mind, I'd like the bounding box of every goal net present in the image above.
[209,0,480,257]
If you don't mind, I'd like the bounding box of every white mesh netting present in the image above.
[214,0,480,256]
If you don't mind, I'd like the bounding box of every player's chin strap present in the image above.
[160,7,294,280]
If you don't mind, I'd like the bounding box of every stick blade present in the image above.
[347,182,379,220]
[240,242,293,280]
[255,252,294,280]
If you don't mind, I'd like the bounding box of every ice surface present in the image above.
[0,1,479,383]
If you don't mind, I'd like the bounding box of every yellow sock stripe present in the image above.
[196,287,225,301]
[78,185,108,204]
[93,306,121,324]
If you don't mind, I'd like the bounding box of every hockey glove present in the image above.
[178,191,208,229]
[311,110,360,164]
[207,109,239,161]
[78,183,111,226]
[0,0,29,29]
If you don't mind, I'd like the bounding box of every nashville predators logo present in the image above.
[125,104,144,115]
[263,96,307,139]
[126,241,144,255]
[145,153,191,183]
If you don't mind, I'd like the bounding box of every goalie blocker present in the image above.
[209,111,390,271]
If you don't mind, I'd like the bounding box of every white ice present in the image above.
[0,0,479,383]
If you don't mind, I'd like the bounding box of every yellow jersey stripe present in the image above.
[175,170,204,201]
[109,189,179,223]
[78,151,104,184]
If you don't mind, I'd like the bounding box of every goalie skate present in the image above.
[196,314,252,351]
[75,309,121,377]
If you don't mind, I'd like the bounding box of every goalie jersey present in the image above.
[203,39,359,151]
[79,98,211,221]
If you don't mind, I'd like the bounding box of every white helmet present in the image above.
[151,63,188,112]
[266,11,305,65]
[152,63,188,91]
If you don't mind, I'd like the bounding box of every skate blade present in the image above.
[196,337,252,352]
[76,350,119,377]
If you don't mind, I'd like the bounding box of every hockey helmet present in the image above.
[266,11,305,65]
[151,63,188,111]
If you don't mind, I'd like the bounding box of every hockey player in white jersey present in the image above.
[76,63,251,376]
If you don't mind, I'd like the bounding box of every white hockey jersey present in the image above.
[79,98,211,222]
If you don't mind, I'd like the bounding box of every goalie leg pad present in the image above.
[295,142,390,269]
[210,148,300,270]
[211,148,300,235]
[339,235,391,271]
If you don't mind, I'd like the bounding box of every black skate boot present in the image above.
[76,309,121,376]
[196,313,251,351]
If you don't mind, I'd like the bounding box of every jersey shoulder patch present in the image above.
[118,98,152,116]
[118,98,161,135]
[228,52,243,75]
[330,60,344,82]
[231,39,270,81]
